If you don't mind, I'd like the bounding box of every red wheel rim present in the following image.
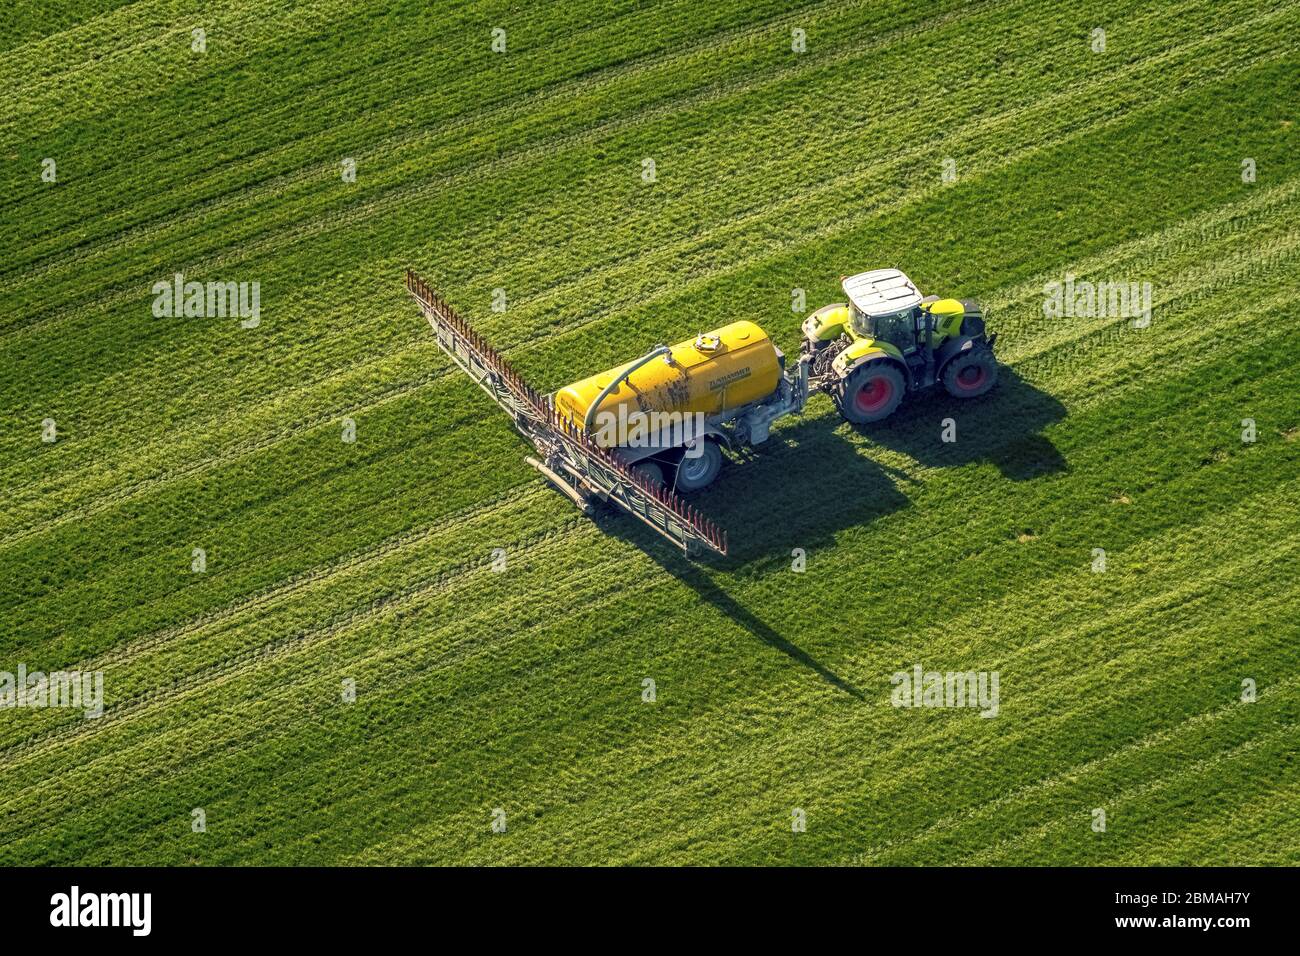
[956,365,987,391]
[854,376,894,413]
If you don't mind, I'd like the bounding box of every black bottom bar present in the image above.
[2,866,1288,941]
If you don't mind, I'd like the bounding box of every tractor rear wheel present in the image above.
[675,438,723,492]
[942,347,998,399]
[834,361,906,424]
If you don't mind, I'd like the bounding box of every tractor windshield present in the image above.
[849,303,871,337]
[868,308,918,352]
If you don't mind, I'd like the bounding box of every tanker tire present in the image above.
[834,361,906,424]
[631,460,665,487]
[942,347,998,399]
[675,439,723,492]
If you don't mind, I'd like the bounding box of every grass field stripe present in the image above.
[0,0,901,263]
[2,0,1259,340]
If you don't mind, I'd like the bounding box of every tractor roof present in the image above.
[842,269,922,316]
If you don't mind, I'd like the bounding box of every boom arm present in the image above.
[405,270,727,557]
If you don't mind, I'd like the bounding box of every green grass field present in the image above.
[1,0,1297,865]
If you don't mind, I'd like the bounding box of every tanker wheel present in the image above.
[631,460,665,487]
[942,347,998,399]
[675,439,723,492]
[834,361,906,424]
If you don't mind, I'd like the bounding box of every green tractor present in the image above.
[801,268,999,424]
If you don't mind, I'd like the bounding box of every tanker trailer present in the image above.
[551,320,808,491]
[405,270,809,556]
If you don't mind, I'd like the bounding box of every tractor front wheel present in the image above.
[942,347,998,399]
[834,361,906,424]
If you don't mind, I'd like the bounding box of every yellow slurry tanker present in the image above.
[406,267,998,556]
[552,320,791,492]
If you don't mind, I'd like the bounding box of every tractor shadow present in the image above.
[854,367,1068,480]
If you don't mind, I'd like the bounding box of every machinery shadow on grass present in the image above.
[590,368,1064,699]
[596,419,911,699]
[700,415,913,562]
[604,516,867,700]
[854,367,1068,481]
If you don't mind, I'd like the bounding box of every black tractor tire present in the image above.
[631,459,665,487]
[942,346,998,399]
[833,361,907,425]
[674,438,724,492]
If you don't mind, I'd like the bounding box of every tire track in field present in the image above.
[338,511,1298,864]
[1007,231,1300,377]
[0,528,663,846]
[3,378,1292,854]
[0,515,593,774]
[83,483,547,671]
[981,177,1300,327]
[1,7,1279,550]
[1,0,784,264]
[0,0,556,141]
[0,0,883,269]
[55,530,1300,868]
[0,0,658,218]
[970,720,1299,864]
[0,481,563,748]
[4,332,1288,804]
[0,522,634,840]
[848,673,1300,864]
[601,533,1300,866]
[0,0,997,326]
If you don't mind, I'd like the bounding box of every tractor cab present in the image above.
[857,305,920,353]
[843,269,924,346]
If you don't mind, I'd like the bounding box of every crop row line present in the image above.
[0,515,588,770]
[1,0,882,264]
